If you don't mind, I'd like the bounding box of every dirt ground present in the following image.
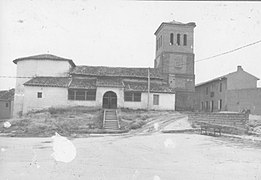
[1,132,261,180]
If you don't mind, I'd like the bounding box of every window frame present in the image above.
[183,34,187,46]
[177,33,181,46]
[37,92,42,98]
[68,89,96,101]
[218,99,222,110]
[170,33,174,45]
[153,94,159,105]
[124,92,141,102]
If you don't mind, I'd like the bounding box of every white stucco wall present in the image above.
[123,92,175,110]
[22,86,175,114]
[14,59,73,116]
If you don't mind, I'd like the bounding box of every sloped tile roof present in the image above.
[24,77,71,87]
[69,78,96,89]
[23,77,174,93]
[70,66,163,79]
[124,81,175,93]
[0,88,15,100]
[13,54,76,67]
[96,78,124,87]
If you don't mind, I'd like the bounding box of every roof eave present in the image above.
[13,58,76,67]
[154,22,196,35]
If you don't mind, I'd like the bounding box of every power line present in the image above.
[195,39,261,63]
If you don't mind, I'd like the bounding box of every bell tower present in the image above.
[154,20,196,110]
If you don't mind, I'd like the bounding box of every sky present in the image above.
[0,0,261,90]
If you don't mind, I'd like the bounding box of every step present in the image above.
[103,109,119,130]
[104,121,119,130]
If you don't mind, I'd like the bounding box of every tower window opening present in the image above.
[170,33,174,45]
[183,34,187,46]
[177,33,181,46]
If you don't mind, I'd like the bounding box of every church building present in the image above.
[13,20,196,116]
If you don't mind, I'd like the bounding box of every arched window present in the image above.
[177,33,180,45]
[183,34,187,46]
[170,33,174,45]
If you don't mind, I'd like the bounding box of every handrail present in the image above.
[116,109,120,129]
[103,109,106,128]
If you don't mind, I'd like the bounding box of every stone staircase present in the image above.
[103,109,120,130]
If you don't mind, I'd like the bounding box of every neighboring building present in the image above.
[0,88,15,119]
[195,66,261,115]
[154,20,196,111]
[13,54,175,116]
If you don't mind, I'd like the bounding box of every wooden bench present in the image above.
[197,122,222,136]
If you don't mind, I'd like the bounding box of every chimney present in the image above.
[237,65,243,71]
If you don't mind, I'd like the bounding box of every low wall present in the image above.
[188,112,249,134]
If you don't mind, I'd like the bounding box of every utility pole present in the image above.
[147,67,150,111]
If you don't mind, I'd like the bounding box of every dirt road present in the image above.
[1,132,261,180]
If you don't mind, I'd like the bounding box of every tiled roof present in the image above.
[23,77,174,93]
[0,88,15,100]
[69,78,96,89]
[124,81,175,93]
[70,66,163,79]
[96,78,124,87]
[0,89,15,100]
[13,54,76,67]
[24,77,71,87]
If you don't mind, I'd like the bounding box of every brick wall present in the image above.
[188,112,249,133]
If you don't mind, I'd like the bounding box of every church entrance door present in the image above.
[102,91,117,109]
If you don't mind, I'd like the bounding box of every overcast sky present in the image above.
[0,0,260,90]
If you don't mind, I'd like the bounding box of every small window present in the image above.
[183,34,187,46]
[220,83,222,92]
[206,87,209,95]
[5,103,8,108]
[153,94,159,105]
[170,33,174,45]
[37,92,42,98]
[201,102,204,110]
[177,33,181,46]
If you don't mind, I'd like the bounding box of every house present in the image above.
[0,88,15,119]
[12,20,197,116]
[195,66,261,115]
